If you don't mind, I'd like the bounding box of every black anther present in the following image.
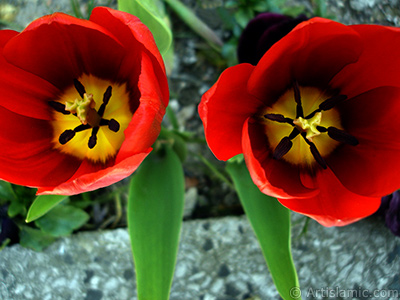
[319,94,347,111]
[327,127,359,146]
[273,137,293,160]
[49,101,71,115]
[108,119,120,132]
[88,127,100,149]
[59,130,75,145]
[264,113,294,125]
[300,132,327,169]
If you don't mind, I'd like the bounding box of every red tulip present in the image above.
[0,7,169,195]
[199,17,400,226]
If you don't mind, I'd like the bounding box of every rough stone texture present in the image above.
[0,215,399,300]
[326,0,400,26]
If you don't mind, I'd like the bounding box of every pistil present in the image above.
[293,112,322,142]
[65,93,100,127]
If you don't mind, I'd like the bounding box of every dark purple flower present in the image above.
[237,13,308,65]
[377,191,400,236]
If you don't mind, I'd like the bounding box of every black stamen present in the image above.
[305,94,347,119]
[74,124,91,132]
[264,113,294,125]
[293,81,304,118]
[73,79,86,98]
[49,101,70,115]
[316,126,328,133]
[88,127,100,149]
[327,127,359,146]
[99,118,120,132]
[103,86,112,105]
[58,124,91,145]
[59,130,75,145]
[309,142,328,169]
[301,133,327,169]
[319,94,347,111]
[108,119,120,132]
[305,109,321,120]
[288,128,300,140]
[273,137,293,160]
[98,86,112,117]
[99,119,109,126]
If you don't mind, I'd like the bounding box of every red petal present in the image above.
[0,105,80,187]
[3,12,125,90]
[248,17,362,104]
[37,150,150,195]
[89,7,169,107]
[330,25,400,98]
[242,118,319,198]
[199,63,264,161]
[117,52,166,162]
[328,86,400,197]
[278,168,381,226]
[0,30,58,120]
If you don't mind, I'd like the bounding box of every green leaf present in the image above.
[221,38,239,67]
[166,106,180,131]
[118,0,172,55]
[253,2,271,12]
[26,195,68,223]
[7,200,25,218]
[0,181,17,204]
[19,226,56,251]
[226,158,301,300]
[313,0,327,17]
[281,5,307,18]
[128,146,185,300]
[34,205,89,237]
[163,39,175,76]
[234,8,254,28]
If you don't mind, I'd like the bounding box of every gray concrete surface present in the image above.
[0,214,399,300]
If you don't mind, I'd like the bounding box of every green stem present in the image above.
[70,0,84,18]
[166,106,180,131]
[86,0,96,19]
[195,153,234,189]
[111,194,123,228]
[164,0,223,52]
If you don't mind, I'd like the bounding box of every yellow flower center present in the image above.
[259,84,358,169]
[50,74,133,164]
